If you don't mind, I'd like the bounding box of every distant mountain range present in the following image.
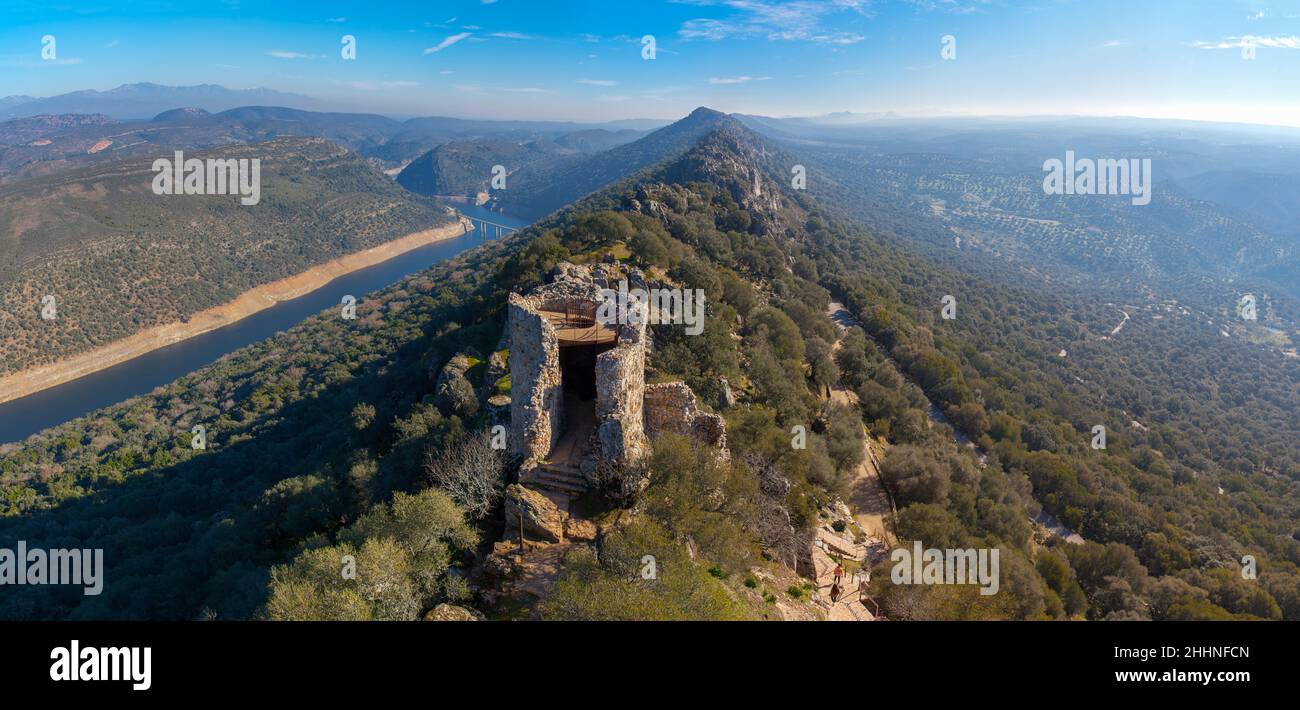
[0,83,329,120]
[0,86,669,182]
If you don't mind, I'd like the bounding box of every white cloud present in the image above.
[709,75,771,84]
[104,39,120,48]
[677,0,870,44]
[345,80,420,90]
[903,0,990,13]
[1102,39,1125,48]
[266,50,322,59]
[1192,35,1300,50]
[424,32,472,54]
[326,17,347,23]
[578,79,618,86]
[488,31,536,40]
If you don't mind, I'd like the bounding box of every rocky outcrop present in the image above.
[563,517,598,543]
[503,484,565,543]
[424,603,486,621]
[433,349,482,416]
[644,381,729,459]
[718,376,735,409]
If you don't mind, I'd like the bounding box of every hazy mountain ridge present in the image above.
[394,130,644,198]
[0,98,661,182]
[0,83,326,120]
[486,106,739,219]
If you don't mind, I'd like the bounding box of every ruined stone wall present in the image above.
[508,293,562,462]
[644,381,729,459]
[594,322,648,471]
[509,263,724,482]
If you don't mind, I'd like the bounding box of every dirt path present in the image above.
[800,302,899,621]
[826,302,896,548]
[811,543,875,621]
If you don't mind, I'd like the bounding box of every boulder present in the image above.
[503,484,565,543]
[434,350,483,416]
[424,603,486,621]
[718,377,736,409]
[564,517,598,543]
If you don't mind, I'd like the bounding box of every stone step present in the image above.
[532,478,589,495]
[530,478,587,494]
[530,469,591,495]
[540,461,582,476]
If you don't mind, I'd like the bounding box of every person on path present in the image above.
[833,561,844,585]
[830,582,841,604]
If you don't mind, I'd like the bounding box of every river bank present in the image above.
[0,218,471,407]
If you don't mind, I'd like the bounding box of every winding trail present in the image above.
[808,302,900,620]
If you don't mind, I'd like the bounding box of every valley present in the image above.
[0,99,1296,625]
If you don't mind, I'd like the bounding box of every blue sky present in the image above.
[3,0,1300,126]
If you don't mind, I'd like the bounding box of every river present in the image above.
[0,204,529,444]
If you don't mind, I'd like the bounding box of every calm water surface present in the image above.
[0,205,528,444]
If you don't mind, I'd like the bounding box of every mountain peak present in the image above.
[151,107,212,122]
[681,106,730,124]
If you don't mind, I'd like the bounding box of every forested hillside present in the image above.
[0,137,458,377]
[2,111,1296,621]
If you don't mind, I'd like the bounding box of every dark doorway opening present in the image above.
[549,341,613,466]
[559,342,610,401]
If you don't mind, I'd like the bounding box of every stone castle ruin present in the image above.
[507,262,726,500]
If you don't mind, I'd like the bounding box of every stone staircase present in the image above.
[530,461,591,496]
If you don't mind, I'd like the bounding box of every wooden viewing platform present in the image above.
[540,307,617,346]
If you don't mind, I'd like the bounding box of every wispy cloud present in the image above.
[326,17,347,23]
[488,31,536,40]
[709,75,771,84]
[1191,35,1300,50]
[677,0,869,45]
[104,39,120,48]
[266,50,323,59]
[424,32,472,54]
[578,79,618,86]
[1102,39,1126,48]
[903,0,991,13]
[342,80,420,90]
